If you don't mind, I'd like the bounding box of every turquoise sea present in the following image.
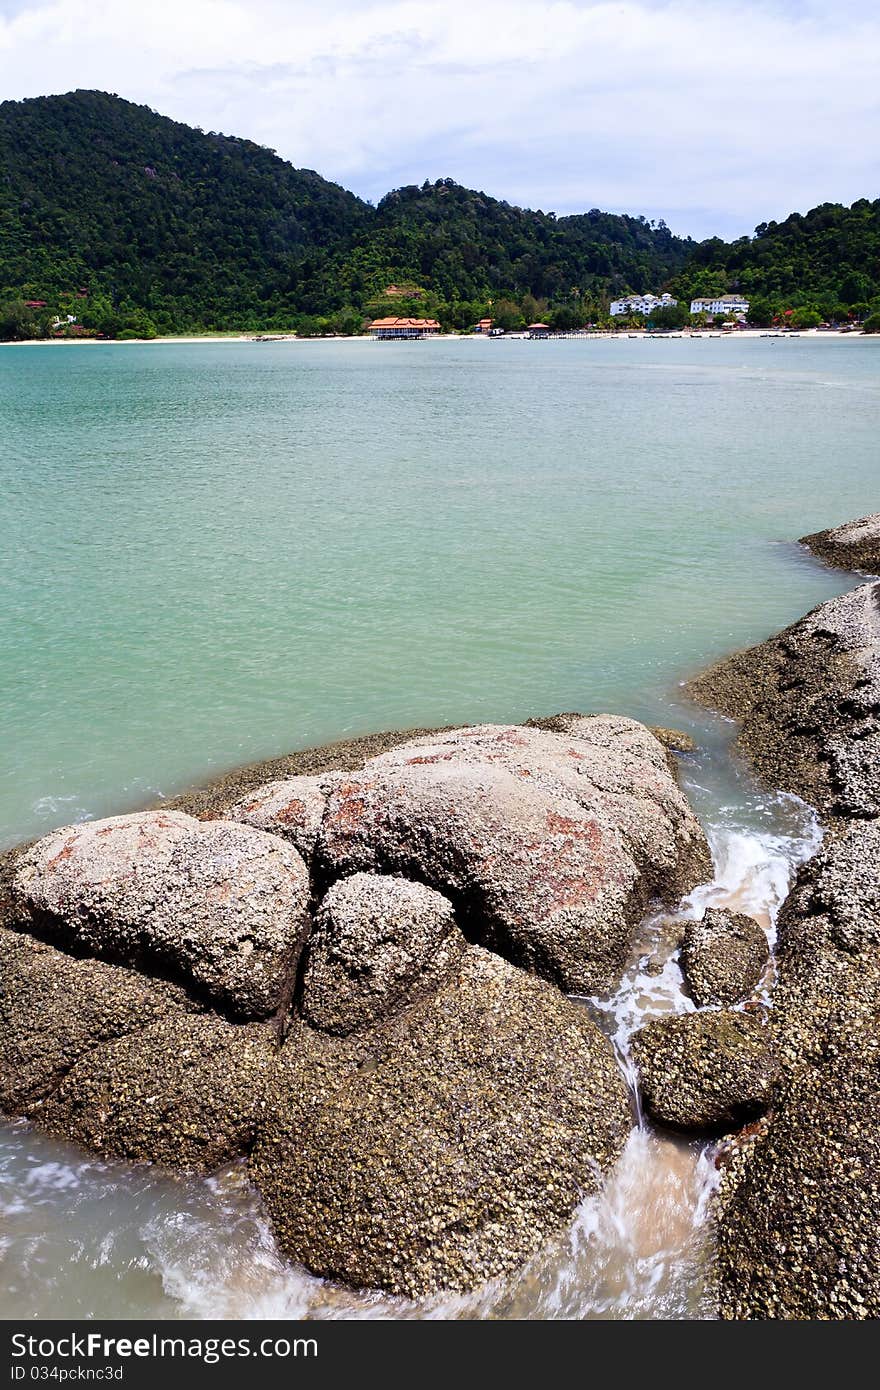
[1,335,877,849]
[0,334,878,1319]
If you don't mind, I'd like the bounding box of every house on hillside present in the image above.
[368,317,441,339]
[690,294,750,318]
[24,300,47,309]
[610,292,677,317]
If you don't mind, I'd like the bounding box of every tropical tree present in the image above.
[789,307,822,329]
[0,300,37,340]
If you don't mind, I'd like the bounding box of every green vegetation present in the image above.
[0,91,689,337]
[0,90,370,335]
[1,90,879,339]
[646,303,691,330]
[671,200,880,326]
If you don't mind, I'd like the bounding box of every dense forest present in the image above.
[1,90,879,337]
[672,200,880,328]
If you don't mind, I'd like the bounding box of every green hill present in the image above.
[0,90,691,335]
[1,90,877,336]
[672,200,880,324]
[297,178,692,322]
[0,90,370,333]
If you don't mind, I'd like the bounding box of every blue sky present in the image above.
[0,0,877,240]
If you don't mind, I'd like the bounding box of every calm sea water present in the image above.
[0,334,878,1319]
[2,335,877,848]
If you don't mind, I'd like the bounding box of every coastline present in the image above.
[0,328,872,347]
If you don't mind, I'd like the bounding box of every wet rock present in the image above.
[302,874,466,1034]
[801,513,880,575]
[0,926,200,1112]
[226,775,329,864]
[251,946,632,1297]
[649,727,697,754]
[770,818,880,1070]
[11,810,311,1018]
[681,908,769,1007]
[317,720,711,995]
[688,530,880,1318]
[688,581,880,818]
[632,1010,778,1133]
[716,1020,880,1320]
[35,1012,277,1172]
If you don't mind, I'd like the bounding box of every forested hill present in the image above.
[1,90,877,336]
[0,90,371,332]
[674,199,880,323]
[0,90,691,334]
[296,179,692,317]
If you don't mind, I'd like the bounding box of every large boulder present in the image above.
[801,513,880,575]
[681,908,769,1007]
[0,926,200,1112]
[11,810,311,1018]
[632,1010,778,1133]
[35,1012,277,1171]
[252,946,632,1297]
[688,581,880,818]
[302,874,467,1034]
[315,719,710,995]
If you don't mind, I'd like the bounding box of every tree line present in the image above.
[1,92,879,340]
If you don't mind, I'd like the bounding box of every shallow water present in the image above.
[2,336,878,849]
[0,336,875,1318]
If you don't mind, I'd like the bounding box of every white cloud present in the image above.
[0,0,877,237]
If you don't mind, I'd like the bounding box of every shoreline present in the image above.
[0,328,872,348]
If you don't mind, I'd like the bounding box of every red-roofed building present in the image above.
[369,317,441,339]
[24,300,47,309]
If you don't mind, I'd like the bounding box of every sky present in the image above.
[0,0,878,240]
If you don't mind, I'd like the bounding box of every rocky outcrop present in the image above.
[688,581,880,818]
[681,908,769,1007]
[302,874,466,1034]
[632,1011,778,1133]
[712,821,880,1318]
[6,713,698,1297]
[801,512,880,575]
[11,810,311,1018]
[689,516,880,1318]
[771,819,880,1070]
[716,1021,880,1320]
[252,946,631,1298]
[315,719,710,994]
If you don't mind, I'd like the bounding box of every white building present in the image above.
[609,292,677,317]
[690,295,750,318]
